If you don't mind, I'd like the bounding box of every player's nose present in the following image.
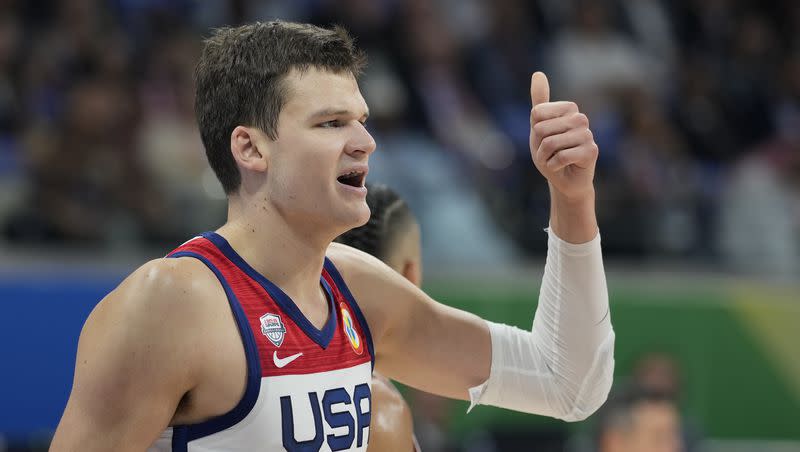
[344,122,376,158]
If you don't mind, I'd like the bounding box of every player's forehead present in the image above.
[281,66,369,119]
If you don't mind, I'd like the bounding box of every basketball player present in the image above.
[336,183,422,452]
[51,21,614,452]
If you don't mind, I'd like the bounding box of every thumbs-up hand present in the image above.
[529,72,598,202]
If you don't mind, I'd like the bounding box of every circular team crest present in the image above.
[340,303,363,355]
[260,313,286,347]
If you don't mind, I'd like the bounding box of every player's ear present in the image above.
[401,259,422,288]
[231,125,269,173]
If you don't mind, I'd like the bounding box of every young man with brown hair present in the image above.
[51,21,614,452]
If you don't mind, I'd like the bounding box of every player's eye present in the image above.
[319,120,344,128]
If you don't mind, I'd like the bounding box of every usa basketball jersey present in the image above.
[148,232,374,452]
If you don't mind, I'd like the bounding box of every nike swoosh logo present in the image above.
[273,351,303,368]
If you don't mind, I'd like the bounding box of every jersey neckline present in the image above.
[201,231,338,349]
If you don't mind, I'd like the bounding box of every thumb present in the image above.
[531,71,550,107]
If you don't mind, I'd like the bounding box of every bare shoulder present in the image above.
[92,255,235,371]
[84,256,226,372]
[118,256,220,303]
[100,257,222,328]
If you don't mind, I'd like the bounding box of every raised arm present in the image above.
[50,259,216,451]
[477,72,614,421]
[333,71,613,422]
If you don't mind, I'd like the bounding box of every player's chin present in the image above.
[339,202,370,230]
[352,203,371,228]
[332,183,369,222]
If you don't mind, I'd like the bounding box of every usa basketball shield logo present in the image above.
[260,313,286,347]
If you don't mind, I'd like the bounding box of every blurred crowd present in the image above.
[0,0,798,276]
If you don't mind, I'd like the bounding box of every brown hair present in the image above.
[195,21,367,194]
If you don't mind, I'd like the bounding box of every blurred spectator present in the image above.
[632,352,704,452]
[718,138,800,279]
[0,14,21,137]
[549,0,656,107]
[595,385,684,452]
[5,74,170,245]
[717,46,800,279]
[613,88,703,256]
[621,0,677,70]
[0,10,24,221]
[136,28,227,238]
[632,353,682,401]
[398,0,514,170]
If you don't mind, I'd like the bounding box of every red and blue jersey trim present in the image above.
[323,257,375,371]
[165,250,262,450]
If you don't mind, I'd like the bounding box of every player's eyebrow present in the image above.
[308,108,370,121]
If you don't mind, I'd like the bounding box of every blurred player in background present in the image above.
[336,182,422,451]
[632,352,702,451]
[595,385,684,452]
[51,21,614,452]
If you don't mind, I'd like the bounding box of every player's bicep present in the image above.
[51,263,196,451]
[373,277,491,401]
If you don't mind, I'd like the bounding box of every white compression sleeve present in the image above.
[468,228,615,422]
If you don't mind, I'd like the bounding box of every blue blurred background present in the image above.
[0,0,798,451]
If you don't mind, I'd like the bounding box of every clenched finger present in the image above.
[530,101,579,125]
[546,144,599,172]
[535,128,593,165]
[532,113,589,150]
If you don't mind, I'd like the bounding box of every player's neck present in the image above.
[217,197,334,302]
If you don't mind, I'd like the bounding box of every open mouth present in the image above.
[337,170,366,188]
